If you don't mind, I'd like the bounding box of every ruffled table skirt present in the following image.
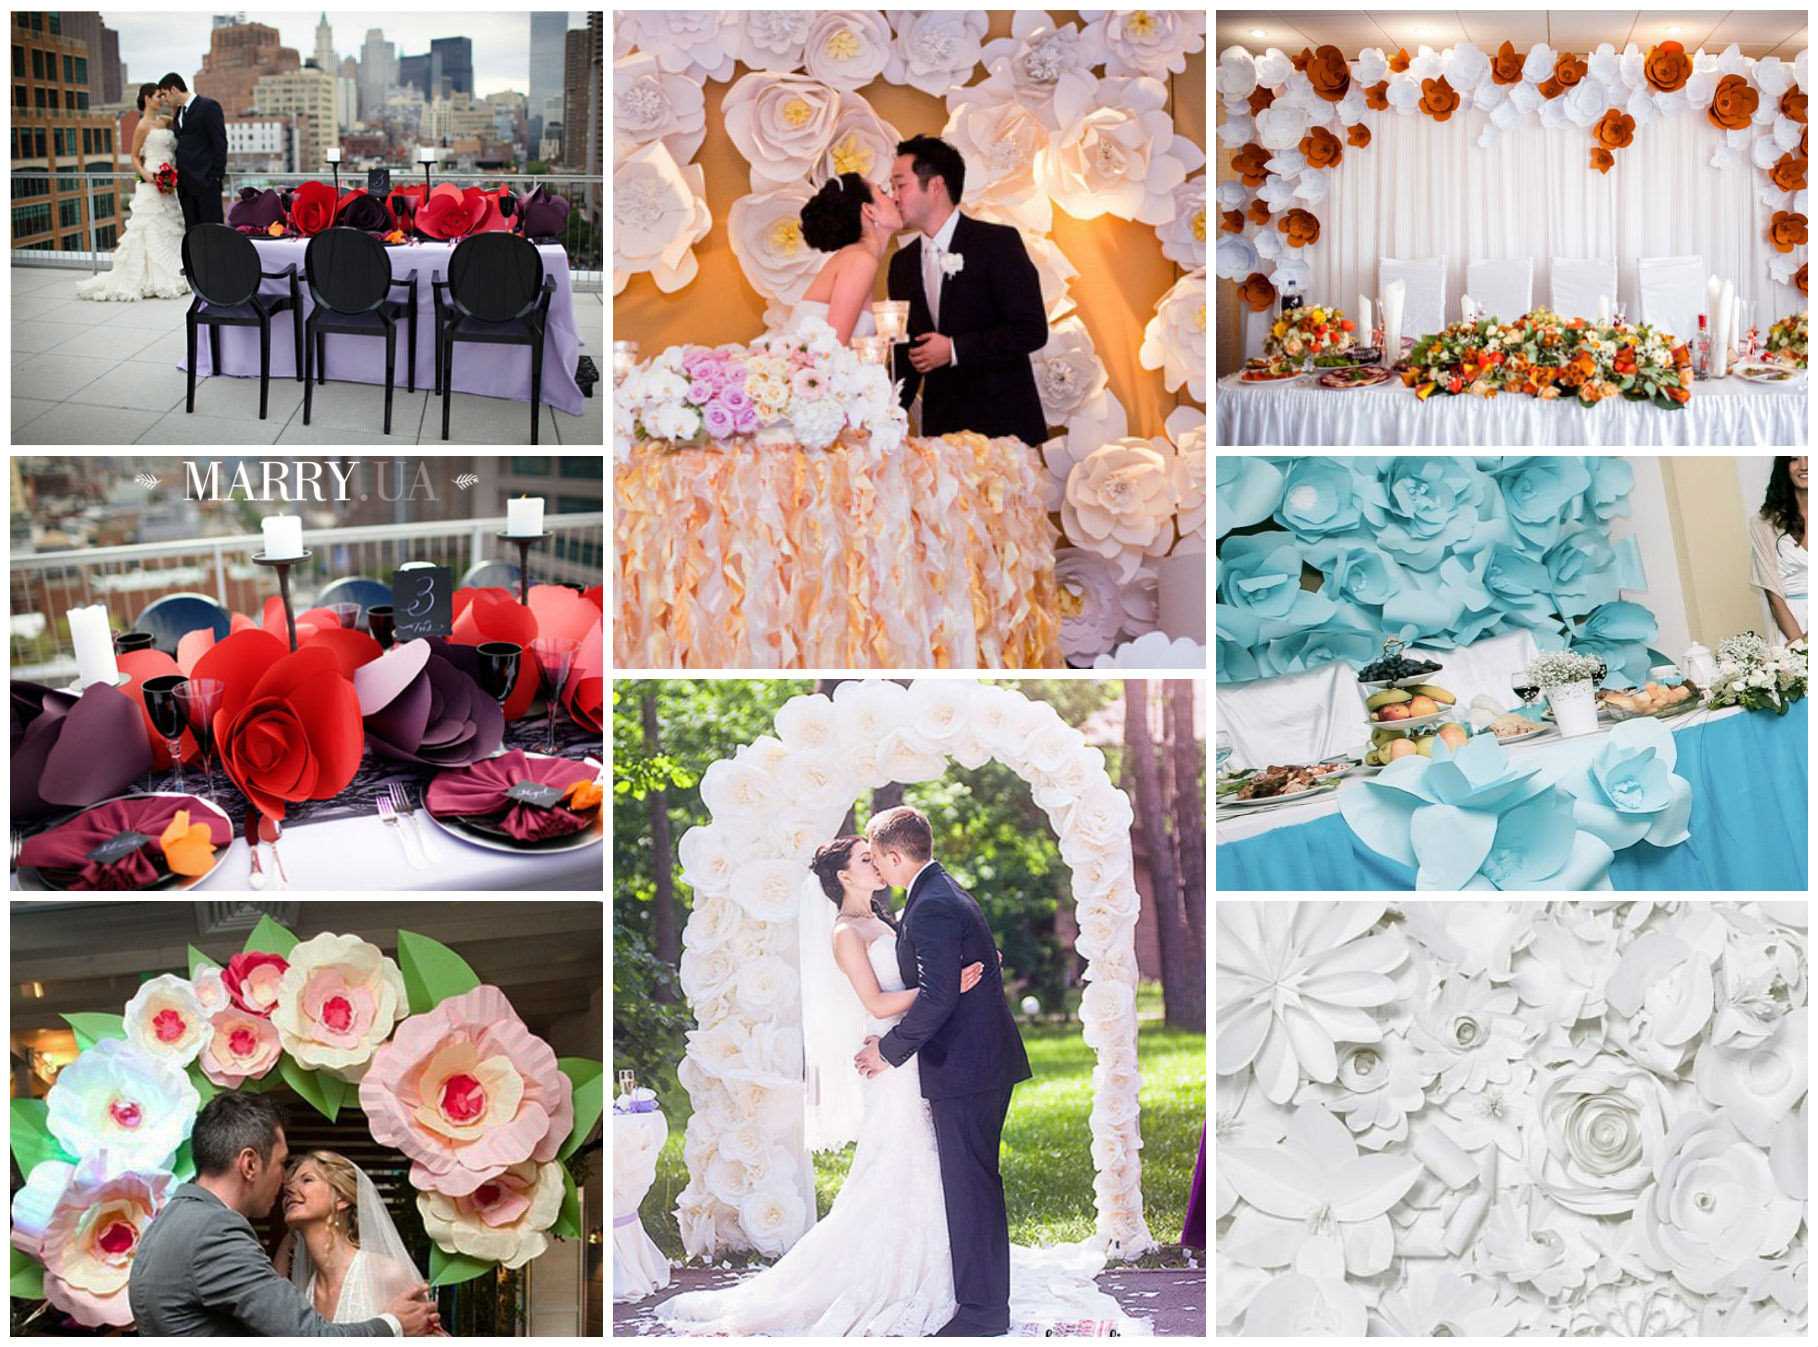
[616,432,1063,668]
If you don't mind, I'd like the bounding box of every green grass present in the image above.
[636,986,1205,1266]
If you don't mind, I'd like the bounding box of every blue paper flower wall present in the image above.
[1215,456,1659,686]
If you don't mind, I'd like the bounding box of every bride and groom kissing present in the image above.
[128,1093,442,1336]
[790,134,1051,452]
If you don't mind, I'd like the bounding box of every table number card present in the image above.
[390,565,454,640]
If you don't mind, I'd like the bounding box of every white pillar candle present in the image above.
[324,146,342,163]
[506,497,545,536]
[1597,294,1611,325]
[68,604,120,689]
[1711,279,1735,379]
[1357,294,1372,340]
[417,146,436,164]
[261,513,304,560]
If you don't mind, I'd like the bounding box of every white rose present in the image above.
[943,73,1054,232]
[1061,438,1178,582]
[733,955,799,1018]
[700,755,771,821]
[884,10,988,96]
[905,678,975,746]
[1139,269,1207,401]
[1528,1055,1674,1215]
[1028,316,1111,428]
[614,52,707,166]
[679,824,744,898]
[1063,782,1136,857]
[1086,9,1205,80]
[1025,720,1089,776]
[705,1153,756,1206]
[1064,845,1133,899]
[613,141,711,296]
[739,1183,809,1255]
[723,73,843,188]
[801,11,891,90]
[684,1020,753,1078]
[776,749,858,813]
[1155,173,1206,271]
[774,692,841,753]
[616,11,737,83]
[679,944,738,1003]
[731,10,814,73]
[875,728,948,783]
[1693,1007,1806,1145]
[1037,72,1205,225]
[980,13,1104,125]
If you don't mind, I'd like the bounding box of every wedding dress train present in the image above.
[75,127,189,302]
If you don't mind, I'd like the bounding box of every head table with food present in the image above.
[12,508,604,893]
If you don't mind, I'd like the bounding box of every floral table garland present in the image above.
[1404,308,1694,408]
[9,918,603,1327]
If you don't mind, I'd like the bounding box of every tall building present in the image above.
[337,56,360,130]
[398,51,434,101]
[313,11,335,74]
[253,66,336,175]
[527,12,566,154]
[358,27,395,120]
[561,17,601,176]
[224,114,293,173]
[99,22,122,103]
[430,37,472,97]
[195,20,299,117]
[10,12,124,255]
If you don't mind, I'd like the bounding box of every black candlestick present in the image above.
[496,530,543,606]
[251,550,313,652]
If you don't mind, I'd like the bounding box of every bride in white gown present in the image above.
[777,172,899,345]
[277,1150,433,1328]
[76,83,189,302]
[654,837,1145,1337]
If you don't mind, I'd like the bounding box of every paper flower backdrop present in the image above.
[8,919,602,1326]
[1217,900,1809,1337]
[1217,456,1659,686]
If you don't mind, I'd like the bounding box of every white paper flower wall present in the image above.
[1216,900,1810,1337]
[673,680,1156,1262]
[1216,40,1809,306]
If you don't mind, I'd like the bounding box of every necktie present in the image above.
[927,243,941,328]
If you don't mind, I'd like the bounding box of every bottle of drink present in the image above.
[1694,312,1708,377]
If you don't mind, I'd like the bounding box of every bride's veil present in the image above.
[797,874,870,1152]
[290,1162,424,1312]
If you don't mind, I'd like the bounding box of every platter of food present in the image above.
[1601,681,1701,720]
[1238,361,1310,384]
[1319,365,1394,389]
[1364,684,1456,728]
[1729,360,1804,386]
[1215,761,1349,807]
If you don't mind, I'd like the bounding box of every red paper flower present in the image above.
[417,183,497,241]
[177,604,378,680]
[222,951,289,1018]
[190,631,364,822]
[117,648,199,768]
[450,588,539,720]
[288,181,338,237]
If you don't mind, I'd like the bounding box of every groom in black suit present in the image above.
[887,136,1050,450]
[161,73,226,232]
[856,806,1033,1337]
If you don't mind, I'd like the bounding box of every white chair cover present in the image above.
[613,1111,672,1302]
[1638,255,1708,348]
[1379,257,1447,338]
[1465,259,1535,324]
[1551,257,1618,322]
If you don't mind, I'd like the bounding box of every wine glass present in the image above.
[529,637,579,754]
[141,674,189,792]
[114,630,155,654]
[1511,669,1540,705]
[1215,730,1233,778]
[174,679,225,805]
[476,641,522,708]
[326,601,362,632]
[366,604,396,650]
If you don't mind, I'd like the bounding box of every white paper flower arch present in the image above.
[670,679,1156,1262]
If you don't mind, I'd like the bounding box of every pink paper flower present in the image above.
[123,974,211,1069]
[222,951,289,1018]
[271,933,408,1078]
[10,1151,173,1327]
[417,1158,565,1268]
[359,985,574,1197]
[199,1007,282,1088]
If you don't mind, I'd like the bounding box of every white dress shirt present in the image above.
[920,209,962,365]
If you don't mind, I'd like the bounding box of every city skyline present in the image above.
[99,10,589,101]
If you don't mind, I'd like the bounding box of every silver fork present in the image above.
[387,782,434,865]
[378,792,430,869]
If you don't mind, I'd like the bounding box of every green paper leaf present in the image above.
[240,1068,281,1094]
[317,1070,348,1123]
[10,1099,75,1177]
[172,1138,196,1184]
[551,1166,580,1240]
[61,1012,127,1052]
[429,1244,496,1288]
[188,944,219,978]
[397,930,482,1016]
[280,1056,339,1122]
[556,1057,603,1163]
[187,1062,218,1106]
[11,1247,45,1300]
[243,915,299,958]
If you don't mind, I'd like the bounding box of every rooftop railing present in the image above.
[10,512,603,682]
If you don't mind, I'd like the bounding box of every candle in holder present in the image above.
[416,146,436,164]
[613,339,639,385]
[851,335,889,367]
[324,146,342,163]
[506,496,545,537]
[261,513,304,560]
[68,604,120,689]
[870,301,909,343]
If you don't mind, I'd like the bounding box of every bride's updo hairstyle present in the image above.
[811,835,900,930]
[799,173,871,252]
[286,1150,362,1247]
[136,82,160,114]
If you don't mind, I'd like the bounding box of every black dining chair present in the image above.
[302,227,418,436]
[431,233,557,444]
[182,224,303,421]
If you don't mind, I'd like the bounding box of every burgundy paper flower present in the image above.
[335,187,393,233]
[288,181,339,237]
[11,683,152,822]
[353,638,504,767]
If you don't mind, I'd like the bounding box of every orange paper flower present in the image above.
[159,809,219,878]
[266,221,285,238]
[1300,126,1343,169]
[1388,48,1411,74]
[1248,86,1275,117]
[1782,88,1808,124]
[1771,153,1808,192]
[1277,208,1320,248]
[1590,147,1615,174]
[1491,41,1524,85]
[1419,76,1460,122]
[1364,80,1389,111]
[1797,264,1808,296]
[1769,211,1807,253]
[1247,199,1272,226]
[1347,124,1372,149]
[1539,77,1563,99]
[1220,209,1245,235]
[1231,142,1272,188]
[1553,53,1587,89]
[1708,75,1759,131]
[561,779,603,812]
[1593,109,1636,150]
[1238,272,1277,312]
[1644,41,1692,93]
[1307,45,1351,102]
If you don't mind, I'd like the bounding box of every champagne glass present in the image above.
[366,604,396,650]
[530,637,579,754]
[174,679,225,804]
[141,674,189,792]
[476,641,522,707]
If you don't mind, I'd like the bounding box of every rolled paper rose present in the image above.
[1530,1055,1671,1214]
[1277,207,1320,248]
[1770,152,1807,192]
[1490,40,1524,85]
[1593,109,1635,150]
[1247,85,1274,116]
[1231,142,1271,188]
[1347,123,1372,149]
[1644,40,1692,93]
[1769,210,1807,253]
[1388,47,1411,73]
[1299,125,1343,169]
[1238,272,1276,312]
[1419,76,1460,122]
[10,1153,174,1327]
[1553,52,1587,89]
[1307,44,1350,102]
[1219,208,1244,234]
[222,951,289,1018]
[1590,147,1615,174]
[287,180,337,236]
[1364,80,1389,110]
[1782,87,1807,123]
[1247,198,1272,225]
[1708,74,1759,130]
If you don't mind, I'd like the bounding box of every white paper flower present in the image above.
[613,141,711,296]
[1478,1187,1601,1298]
[1693,1006,1807,1145]
[1214,232,1258,282]
[726,858,807,924]
[1029,315,1110,426]
[616,11,736,84]
[874,728,947,783]
[189,966,229,1016]
[980,12,1105,125]
[943,76,1053,233]
[123,974,211,1069]
[1438,1059,1533,1159]
[1603,929,1716,1075]
[45,1038,198,1171]
[1038,71,1205,225]
[1091,631,1205,668]
[1139,269,1207,401]
[739,1183,809,1255]
[1054,548,1137,663]
[678,824,751,899]
[1082,9,1205,79]
[801,11,891,91]
[1443,41,1491,93]
[614,53,707,167]
[1409,973,1530,1100]
[700,755,773,823]
[731,11,815,74]
[679,942,737,1004]
[1217,45,1258,99]
[1156,174,1206,270]
[1060,437,1177,582]
[816,92,902,189]
[1160,413,1206,539]
[883,10,987,96]
[732,956,798,1019]
[1298,1033,1429,1150]
[1528,1055,1673,1215]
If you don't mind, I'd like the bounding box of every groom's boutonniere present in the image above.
[940,250,965,278]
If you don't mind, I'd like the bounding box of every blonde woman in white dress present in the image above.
[276,1150,441,1332]
[76,82,189,301]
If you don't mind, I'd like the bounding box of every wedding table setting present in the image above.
[12,500,605,893]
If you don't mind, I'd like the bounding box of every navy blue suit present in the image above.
[878,862,1032,1336]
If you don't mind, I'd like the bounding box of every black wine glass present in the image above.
[114,630,155,654]
[366,604,396,650]
[141,674,189,792]
[476,641,522,707]
[174,679,225,805]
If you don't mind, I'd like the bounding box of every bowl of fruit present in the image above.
[1364,683,1458,733]
[1361,720,1470,769]
[1356,637,1445,690]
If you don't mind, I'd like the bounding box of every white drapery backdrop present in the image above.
[1242,106,1806,357]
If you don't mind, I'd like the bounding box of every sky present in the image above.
[101,10,590,100]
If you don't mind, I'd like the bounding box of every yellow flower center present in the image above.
[1057,583,1086,618]
[825,28,861,61]
[1194,303,1207,333]
[1191,208,1206,242]
[767,218,803,255]
[830,132,873,176]
[1125,11,1158,38]
[781,97,813,128]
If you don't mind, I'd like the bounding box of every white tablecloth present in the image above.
[1215,373,1806,446]
[613,1111,672,1303]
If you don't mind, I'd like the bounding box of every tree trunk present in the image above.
[1124,680,1201,1032]
[1166,680,1206,969]
[642,690,679,996]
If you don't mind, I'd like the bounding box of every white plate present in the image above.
[18,791,234,892]
[1357,672,1447,692]
[1730,362,1805,385]
[1489,724,1553,745]
[420,753,604,855]
[1216,780,1341,809]
[1236,369,1313,386]
[1366,708,1455,732]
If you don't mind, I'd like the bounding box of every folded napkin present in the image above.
[426,749,598,842]
[18,794,230,890]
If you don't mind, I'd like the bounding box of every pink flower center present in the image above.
[440,1073,487,1123]
[474,1183,501,1208]
[153,1008,188,1043]
[109,1099,142,1129]
[229,1026,258,1058]
[322,995,354,1033]
[97,1221,136,1255]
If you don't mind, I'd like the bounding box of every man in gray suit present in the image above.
[129,1094,439,1336]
